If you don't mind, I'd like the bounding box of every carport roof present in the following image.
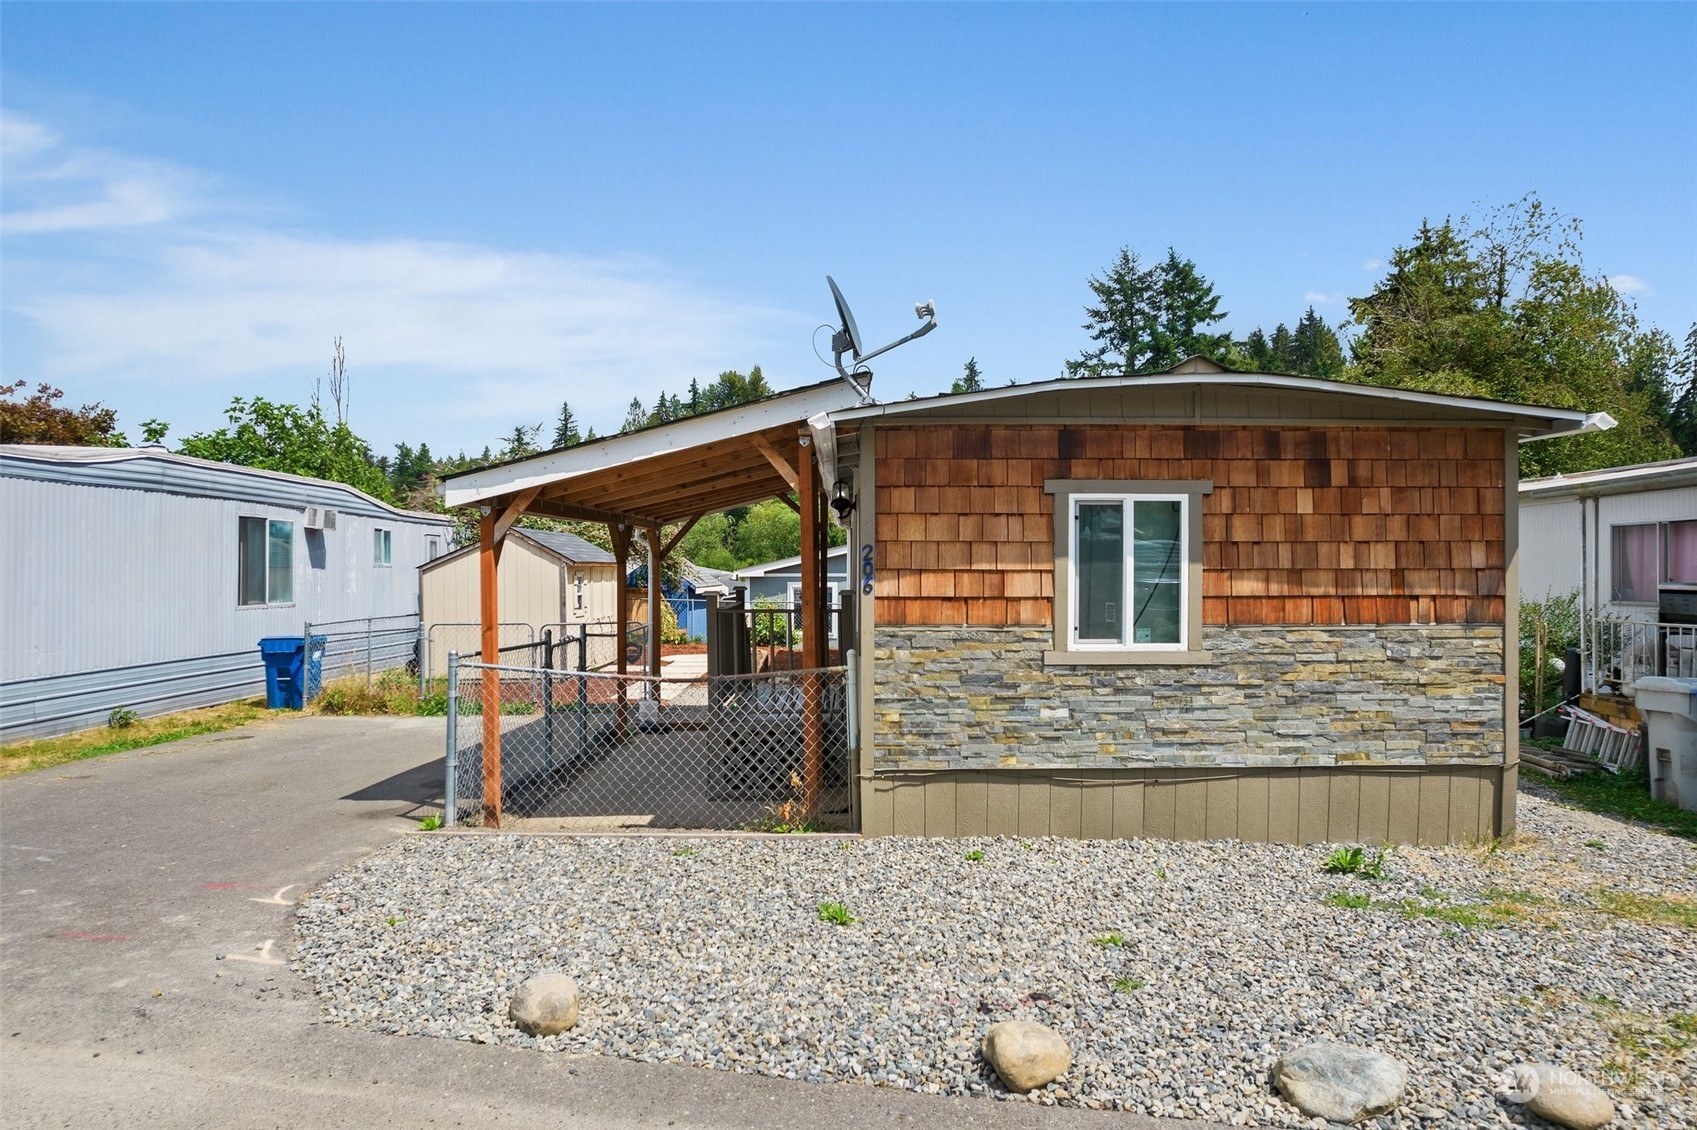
[439,377,862,528]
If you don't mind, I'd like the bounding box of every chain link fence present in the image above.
[443,656,852,832]
[303,613,421,698]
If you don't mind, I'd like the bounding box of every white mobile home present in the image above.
[1520,458,1697,613]
[1519,457,1697,687]
[0,445,453,741]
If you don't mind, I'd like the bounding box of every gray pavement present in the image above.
[0,715,1216,1129]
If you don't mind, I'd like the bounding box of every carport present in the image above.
[439,379,864,827]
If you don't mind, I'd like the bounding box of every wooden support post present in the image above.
[611,522,630,737]
[646,525,663,692]
[479,506,504,827]
[798,431,823,819]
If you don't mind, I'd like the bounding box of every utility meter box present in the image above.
[1632,676,1697,811]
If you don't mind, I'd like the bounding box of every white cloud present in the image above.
[1,110,209,234]
[1361,259,1381,271]
[1,111,800,443]
[1302,291,1341,305]
[1609,274,1652,296]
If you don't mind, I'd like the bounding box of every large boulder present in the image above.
[1273,1040,1407,1124]
[508,972,580,1036]
[981,1019,1071,1093]
[1507,1062,1616,1130]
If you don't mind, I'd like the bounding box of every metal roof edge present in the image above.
[0,445,452,524]
[733,542,851,578]
[1519,456,1697,500]
[824,370,1594,434]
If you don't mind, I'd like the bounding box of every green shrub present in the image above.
[817,901,855,926]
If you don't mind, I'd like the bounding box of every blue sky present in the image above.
[4,3,1694,456]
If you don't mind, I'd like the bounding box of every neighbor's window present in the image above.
[1044,479,1212,664]
[239,517,294,606]
[373,528,392,567]
[1611,523,1659,602]
[426,536,442,561]
[1668,520,1697,585]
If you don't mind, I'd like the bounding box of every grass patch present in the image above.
[963,849,986,862]
[1092,932,1127,947]
[1111,976,1145,993]
[817,901,855,926]
[1526,767,1697,840]
[1584,838,1607,851]
[1324,892,1372,910]
[0,700,274,778]
[672,845,697,857]
[1592,888,1697,930]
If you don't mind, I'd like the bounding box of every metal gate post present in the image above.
[365,617,374,687]
[444,651,459,828]
[576,631,589,760]
[845,649,858,756]
[418,620,429,697]
[542,628,555,772]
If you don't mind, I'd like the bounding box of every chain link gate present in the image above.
[442,655,852,832]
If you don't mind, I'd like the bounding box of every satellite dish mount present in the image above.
[827,275,936,404]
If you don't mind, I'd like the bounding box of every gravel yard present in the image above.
[294,787,1696,1128]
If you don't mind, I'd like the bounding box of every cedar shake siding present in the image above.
[863,422,1517,845]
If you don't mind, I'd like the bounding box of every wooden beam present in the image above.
[776,493,800,515]
[478,508,503,828]
[750,433,799,491]
[490,486,541,544]
[798,431,822,820]
[524,497,659,527]
[659,515,701,560]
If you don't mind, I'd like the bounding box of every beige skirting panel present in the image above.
[859,764,1510,846]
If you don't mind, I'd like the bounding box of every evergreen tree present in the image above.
[1663,324,1697,456]
[620,397,648,433]
[552,401,581,448]
[1289,307,1346,378]
[951,357,984,394]
[1067,246,1232,376]
[1348,199,1680,475]
[1268,324,1295,372]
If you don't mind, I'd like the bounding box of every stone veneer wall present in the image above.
[873,625,1504,771]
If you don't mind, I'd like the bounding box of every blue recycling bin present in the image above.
[258,636,325,710]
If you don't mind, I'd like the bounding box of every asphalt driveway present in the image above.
[0,715,1213,1129]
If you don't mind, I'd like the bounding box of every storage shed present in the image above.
[439,359,1609,843]
[0,445,453,741]
[419,527,618,673]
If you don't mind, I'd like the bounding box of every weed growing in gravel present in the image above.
[1111,976,1144,993]
[1671,1013,1697,1034]
[1585,838,1607,851]
[1322,844,1390,879]
[385,916,401,927]
[417,815,442,831]
[1592,888,1697,930]
[672,846,696,857]
[1092,932,1127,947]
[1325,892,1372,910]
[963,849,986,862]
[817,902,855,926]
[1155,867,1167,880]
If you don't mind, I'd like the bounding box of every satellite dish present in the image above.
[828,276,864,361]
[825,275,937,404]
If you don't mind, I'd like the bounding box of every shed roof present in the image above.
[735,543,852,578]
[419,525,615,573]
[0,444,452,525]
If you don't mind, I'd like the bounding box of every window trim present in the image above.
[373,527,393,568]
[1610,521,1660,605]
[1042,479,1213,666]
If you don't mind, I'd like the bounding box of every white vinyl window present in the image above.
[786,581,842,640]
[373,528,392,567]
[426,536,442,561]
[239,517,294,606]
[1069,493,1187,650]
